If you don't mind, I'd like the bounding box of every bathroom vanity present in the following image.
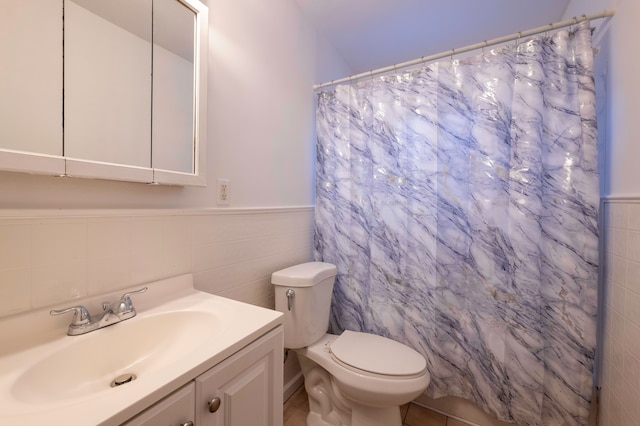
[0,274,284,425]
[124,328,282,426]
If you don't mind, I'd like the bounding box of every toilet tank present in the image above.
[271,262,337,349]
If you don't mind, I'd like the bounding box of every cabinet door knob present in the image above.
[208,397,221,413]
[179,422,194,426]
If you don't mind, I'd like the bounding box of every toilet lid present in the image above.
[330,330,426,376]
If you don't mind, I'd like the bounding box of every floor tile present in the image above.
[284,409,308,426]
[446,419,471,426]
[283,386,309,426]
[401,403,410,420]
[404,403,447,426]
[283,385,456,426]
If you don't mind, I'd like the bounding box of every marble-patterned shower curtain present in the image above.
[314,22,598,426]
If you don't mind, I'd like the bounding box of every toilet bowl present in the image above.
[297,333,430,426]
[272,262,430,426]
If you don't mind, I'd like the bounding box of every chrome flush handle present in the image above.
[286,289,295,311]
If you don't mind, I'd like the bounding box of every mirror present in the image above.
[0,1,64,174]
[0,0,207,185]
[152,0,196,174]
[65,0,153,168]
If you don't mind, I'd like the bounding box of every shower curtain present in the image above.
[314,22,598,426]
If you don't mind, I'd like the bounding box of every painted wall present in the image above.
[0,0,350,209]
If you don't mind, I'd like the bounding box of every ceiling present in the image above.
[295,0,572,77]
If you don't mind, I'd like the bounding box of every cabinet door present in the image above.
[123,382,195,426]
[196,327,284,426]
[1,0,63,157]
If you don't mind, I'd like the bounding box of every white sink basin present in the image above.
[0,274,283,425]
[12,310,216,404]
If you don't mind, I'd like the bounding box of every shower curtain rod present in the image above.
[313,9,615,90]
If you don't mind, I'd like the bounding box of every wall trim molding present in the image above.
[283,371,304,403]
[602,196,640,202]
[0,206,315,219]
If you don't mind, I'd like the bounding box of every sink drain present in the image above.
[111,373,137,387]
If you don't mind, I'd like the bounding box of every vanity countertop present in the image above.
[0,274,283,425]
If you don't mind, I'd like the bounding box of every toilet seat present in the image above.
[329,330,426,377]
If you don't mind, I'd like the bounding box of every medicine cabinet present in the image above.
[0,0,207,186]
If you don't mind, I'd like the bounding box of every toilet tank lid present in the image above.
[271,262,337,287]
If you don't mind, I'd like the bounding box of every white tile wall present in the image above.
[0,207,314,318]
[601,200,640,426]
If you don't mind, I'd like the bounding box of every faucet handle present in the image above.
[50,305,91,326]
[115,286,148,314]
[122,286,148,299]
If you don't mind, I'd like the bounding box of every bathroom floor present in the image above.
[283,386,469,426]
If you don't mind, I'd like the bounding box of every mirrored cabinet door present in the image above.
[0,0,63,174]
[152,0,196,175]
[64,0,152,169]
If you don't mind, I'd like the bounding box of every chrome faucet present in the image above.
[50,287,148,336]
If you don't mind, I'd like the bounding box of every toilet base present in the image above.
[304,399,402,426]
[298,351,403,426]
[302,356,350,425]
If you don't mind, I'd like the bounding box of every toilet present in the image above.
[272,262,430,426]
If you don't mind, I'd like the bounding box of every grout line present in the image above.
[411,402,479,426]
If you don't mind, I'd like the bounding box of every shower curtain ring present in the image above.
[580,14,587,28]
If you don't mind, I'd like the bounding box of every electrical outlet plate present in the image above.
[217,178,230,205]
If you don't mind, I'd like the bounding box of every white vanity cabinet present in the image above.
[122,327,283,426]
[195,326,284,426]
[123,383,195,426]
